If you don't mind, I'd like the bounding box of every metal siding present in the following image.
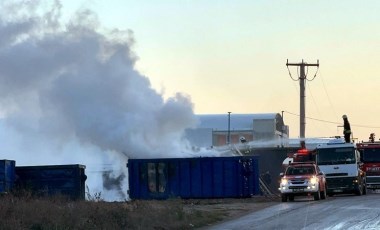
[190,159,202,197]
[240,158,260,196]
[127,156,260,200]
[238,161,244,196]
[212,159,224,197]
[167,161,178,198]
[15,164,87,199]
[253,158,260,194]
[201,159,213,197]
[226,160,239,197]
[179,160,191,198]
[139,162,150,199]
[0,160,15,193]
[127,161,137,198]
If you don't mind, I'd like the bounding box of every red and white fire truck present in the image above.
[357,133,380,190]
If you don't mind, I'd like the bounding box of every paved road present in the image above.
[205,193,380,230]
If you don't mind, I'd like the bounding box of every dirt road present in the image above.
[184,195,280,229]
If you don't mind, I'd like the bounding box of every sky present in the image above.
[59,0,380,141]
[1,0,380,200]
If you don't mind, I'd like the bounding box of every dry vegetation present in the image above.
[0,192,279,230]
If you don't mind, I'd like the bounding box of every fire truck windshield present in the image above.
[317,147,356,165]
[362,148,380,163]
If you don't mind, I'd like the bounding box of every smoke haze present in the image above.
[0,0,215,201]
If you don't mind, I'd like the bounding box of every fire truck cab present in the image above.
[357,135,380,190]
[315,139,367,196]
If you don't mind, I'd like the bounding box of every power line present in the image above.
[283,111,380,129]
[318,69,339,123]
[306,81,331,132]
[306,65,319,81]
[286,65,299,81]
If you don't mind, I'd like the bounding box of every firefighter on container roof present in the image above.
[342,115,352,143]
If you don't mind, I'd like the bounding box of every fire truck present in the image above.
[357,133,380,190]
[315,138,367,196]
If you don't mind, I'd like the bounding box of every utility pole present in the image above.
[227,112,231,144]
[281,110,284,147]
[286,59,319,139]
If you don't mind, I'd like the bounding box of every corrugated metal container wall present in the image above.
[15,164,87,200]
[128,156,259,199]
[0,160,16,193]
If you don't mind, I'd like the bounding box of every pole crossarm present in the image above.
[286,59,319,68]
[286,63,319,66]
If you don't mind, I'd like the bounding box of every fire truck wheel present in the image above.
[281,195,287,202]
[288,195,294,201]
[313,191,321,201]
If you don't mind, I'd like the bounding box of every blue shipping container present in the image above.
[128,156,259,199]
[0,160,16,193]
[15,164,87,200]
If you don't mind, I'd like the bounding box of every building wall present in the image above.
[213,131,253,146]
[186,113,289,148]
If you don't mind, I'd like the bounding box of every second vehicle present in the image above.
[279,162,327,202]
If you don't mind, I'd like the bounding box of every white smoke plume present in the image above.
[0,0,216,201]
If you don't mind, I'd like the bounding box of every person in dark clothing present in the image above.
[342,115,352,143]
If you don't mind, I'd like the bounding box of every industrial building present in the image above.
[185,113,289,148]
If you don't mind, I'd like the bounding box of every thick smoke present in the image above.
[0,0,208,201]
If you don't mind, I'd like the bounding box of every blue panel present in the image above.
[167,161,178,198]
[179,160,190,198]
[223,159,237,197]
[190,159,202,197]
[201,159,213,197]
[252,157,260,195]
[212,159,224,197]
[128,161,144,199]
[0,160,16,193]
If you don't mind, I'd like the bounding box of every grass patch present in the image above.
[0,194,231,229]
